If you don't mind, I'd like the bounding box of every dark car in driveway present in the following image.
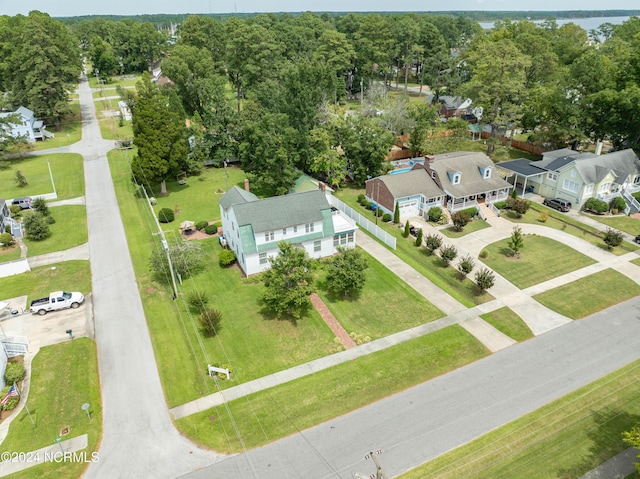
[543,198,571,212]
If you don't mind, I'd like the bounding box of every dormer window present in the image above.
[452,173,461,185]
[483,167,492,179]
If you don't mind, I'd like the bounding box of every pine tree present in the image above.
[508,226,525,257]
[393,202,400,223]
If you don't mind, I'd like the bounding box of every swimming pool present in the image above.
[390,167,412,175]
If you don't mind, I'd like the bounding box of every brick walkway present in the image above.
[309,293,357,349]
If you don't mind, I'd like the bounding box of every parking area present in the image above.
[0,294,94,348]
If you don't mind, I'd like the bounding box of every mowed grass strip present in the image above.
[0,153,84,200]
[481,235,596,289]
[316,249,445,339]
[176,325,490,453]
[586,212,640,237]
[0,260,91,304]
[32,101,82,151]
[480,307,533,342]
[334,186,493,307]
[400,360,640,479]
[23,205,87,257]
[2,338,102,479]
[534,268,640,319]
[440,218,491,238]
[502,204,639,255]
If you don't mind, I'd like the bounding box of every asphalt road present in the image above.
[73,73,220,478]
[180,298,640,479]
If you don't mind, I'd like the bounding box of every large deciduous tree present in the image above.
[326,247,368,298]
[131,74,189,195]
[262,242,314,318]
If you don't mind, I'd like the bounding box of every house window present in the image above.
[431,171,436,179]
[634,176,640,185]
[483,167,492,179]
[333,235,339,247]
[314,240,321,252]
[547,172,558,181]
[293,226,298,233]
[264,231,274,242]
[305,223,314,233]
[347,232,354,243]
[282,228,287,236]
[584,184,594,194]
[563,179,579,193]
[259,253,268,265]
[599,182,612,193]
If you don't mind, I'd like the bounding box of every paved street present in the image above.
[70,72,221,478]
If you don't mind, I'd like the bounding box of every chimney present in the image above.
[595,141,603,156]
[426,155,435,163]
[244,179,250,191]
[318,181,327,193]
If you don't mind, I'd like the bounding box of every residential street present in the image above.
[72,72,221,478]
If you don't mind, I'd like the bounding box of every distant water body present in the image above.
[479,16,633,30]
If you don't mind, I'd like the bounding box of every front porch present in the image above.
[447,189,510,213]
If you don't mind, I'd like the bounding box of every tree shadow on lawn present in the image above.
[314,277,362,303]
[556,409,640,479]
[258,304,306,326]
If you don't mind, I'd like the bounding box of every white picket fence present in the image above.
[327,195,396,250]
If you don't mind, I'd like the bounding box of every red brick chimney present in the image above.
[244,179,250,191]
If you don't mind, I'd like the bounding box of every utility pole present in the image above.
[365,450,388,479]
[141,185,179,299]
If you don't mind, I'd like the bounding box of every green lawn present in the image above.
[2,339,101,479]
[23,205,87,257]
[335,185,494,307]
[480,307,534,342]
[0,261,91,305]
[585,212,640,237]
[0,245,22,263]
[440,218,491,238]
[151,165,248,231]
[176,325,489,453]
[93,97,133,141]
[0,153,84,200]
[109,150,338,407]
[534,268,640,319]
[32,101,82,151]
[502,204,639,255]
[481,235,596,289]
[401,359,640,479]
[316,249,444,340]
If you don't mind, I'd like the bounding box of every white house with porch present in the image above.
[420,152,512,213]
[219,185,357,276]
[0,106,52,142]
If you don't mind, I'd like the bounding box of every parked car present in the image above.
[635,235,640,244]
[542,198,571,212]
[11,196,32,210]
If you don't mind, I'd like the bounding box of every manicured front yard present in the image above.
[335,185,493,307]
[0,153,84,200]
[401,359,640,479]
[0,245,22,263]
[534,268,640,319]
[2,338,101,479]
[480,235,596,289]
[502,204,639,255]
[23,205,87,257]
[176,325,490,453]
[585,212,640,237]
[480,307,533,342]
[316,249,444,340]
[32,101,82,151]
[440,218,490,238]
[0,260,91,305]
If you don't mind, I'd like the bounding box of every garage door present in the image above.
[398,200,419,217]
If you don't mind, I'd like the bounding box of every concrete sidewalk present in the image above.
[27,243,90,268]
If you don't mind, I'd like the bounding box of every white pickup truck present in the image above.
[29,291,85,316]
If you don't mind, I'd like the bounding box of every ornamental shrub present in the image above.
[0,232,12,247]
[195,221,209,231]
[357,194,366,203]
[204,224,219,235]
[610,196,626,212]
[428,207,443,223]
[158,208,174,223]
[584,198,609,214]
[199,307,223,337]
[218,249,237,267]
[186,290,210,311]
[415,228,423,247]
[1,395,19,411]
[382,213,392,222]
[46,215,56,224]
[31,198,49,216]
[4,361,25,385]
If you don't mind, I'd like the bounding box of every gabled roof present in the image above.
[219,185,259,210]
[371,169,443,200]
[573,149,640,184]
[15,106,34,121]
[231,189,331,234]
[428,151,512,198]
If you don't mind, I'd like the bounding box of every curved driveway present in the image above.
[71,73,221,478]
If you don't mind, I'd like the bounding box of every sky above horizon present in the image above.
[1,0,639,17]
